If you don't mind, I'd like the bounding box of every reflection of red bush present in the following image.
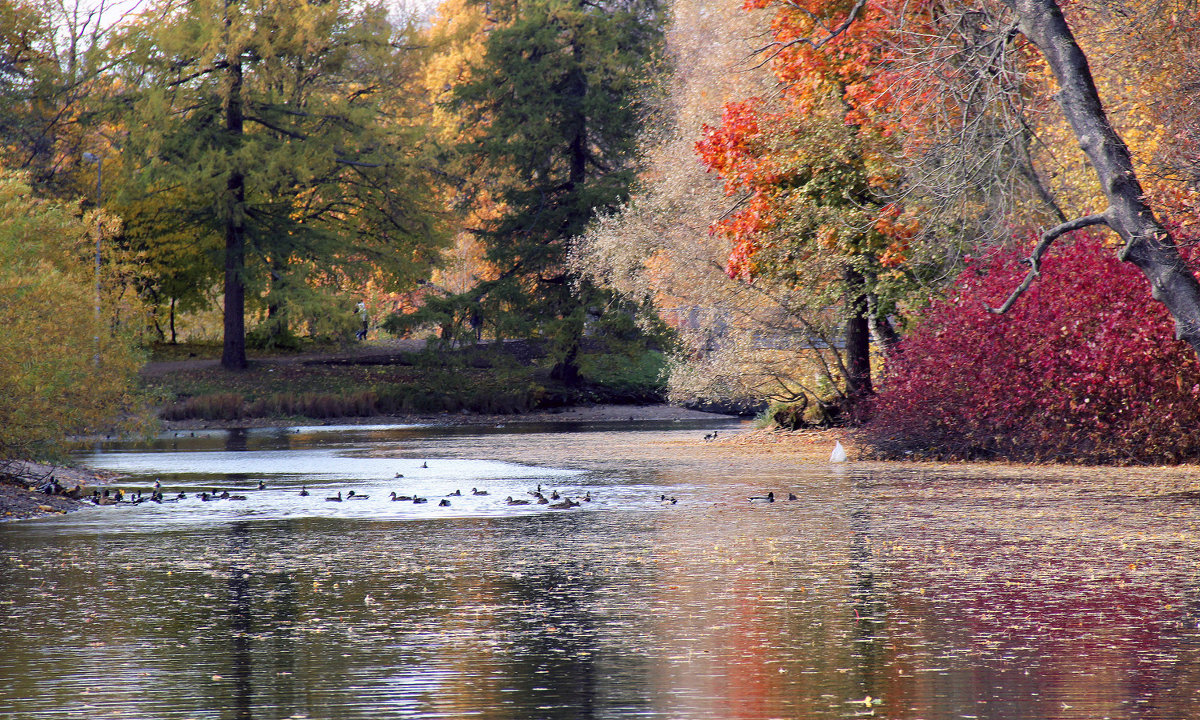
[867,236,1200,463]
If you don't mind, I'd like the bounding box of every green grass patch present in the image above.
[144,340,667,422]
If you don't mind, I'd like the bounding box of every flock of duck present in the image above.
[88,479,266,505]
[85,473,599,511]
[82,459,796,510]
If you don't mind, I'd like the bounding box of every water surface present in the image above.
[3,420,1200,719]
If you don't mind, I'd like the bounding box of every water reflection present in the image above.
[3,421,1200,718]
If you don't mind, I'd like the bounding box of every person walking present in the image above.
[354,301,368,341]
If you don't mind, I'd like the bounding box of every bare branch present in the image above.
[988,211,1111,314]
[750,0,868,69]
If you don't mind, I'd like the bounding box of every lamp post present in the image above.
[83,152,102,366]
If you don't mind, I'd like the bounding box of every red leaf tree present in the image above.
[694,0,918,405]
[866,236,1200,463]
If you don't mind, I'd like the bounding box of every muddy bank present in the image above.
[0,461,121,521]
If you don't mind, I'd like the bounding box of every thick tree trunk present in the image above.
[549,37,589,387]
[221,26,248,371]
[1009,0,1200,355]
[843,265,873,398]
[222,169,247,370]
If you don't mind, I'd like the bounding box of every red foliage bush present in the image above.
[865,236,1200,463]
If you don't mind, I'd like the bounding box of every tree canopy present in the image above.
[435,0,666,381]
[0,171,145,460]
[108,0,447,367]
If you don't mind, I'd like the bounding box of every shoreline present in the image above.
[2,404,744,522]
[155,402,742,431]
[11,403,1200,523]
[0,460,124,521]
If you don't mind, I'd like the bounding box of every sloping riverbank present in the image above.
[0,461,121,520]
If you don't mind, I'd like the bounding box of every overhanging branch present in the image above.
[988,211,1110,314]
[751,0,868,69]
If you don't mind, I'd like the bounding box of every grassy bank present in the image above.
[141,339,669,423]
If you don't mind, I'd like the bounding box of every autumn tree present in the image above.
[0,170,145,460]
[440,0,665,382]
[571,0,817,411]
[997,0,1200,354]
[109,0,446,367]
[656,0,913,412]
[866,236,1200,463]
[782,0,1200,357]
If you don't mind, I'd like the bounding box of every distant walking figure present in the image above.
[354,301,368,341]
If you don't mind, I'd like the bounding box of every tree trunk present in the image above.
[867,292,901,355]
[1009,0,1200,355]
[843,265,873,398]
[548,35,589,387]
[220,5,248,371]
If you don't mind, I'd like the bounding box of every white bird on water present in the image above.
[830,441,847,463]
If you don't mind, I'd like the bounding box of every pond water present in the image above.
[3,420,1200,719]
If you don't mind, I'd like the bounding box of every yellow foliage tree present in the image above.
[0,171,146,460]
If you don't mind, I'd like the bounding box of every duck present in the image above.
[346,490,369,500]
[535,494,549,505]
[299,486,310,496]
[227,494,247,501]
[325,492,343,502]
[582,492,592,502]
[660,494,677,505]
[505,496,530,506]
[549,499,573,510]
[421,461,428,469]
[389,492,413,501]
[787,492,799,501]
[471,488,489,496]
[257,480,266,490]
[412,496,428,504]
[199,492,213,502]
[749,491,775,503]
[704,430,718,441]
[527,484,542,497]
[549,490,560,500]
[447,489,462,496]
[394,473,405,478]
[438,499,451,507]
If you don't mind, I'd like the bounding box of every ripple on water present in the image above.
[5,423,1200,719]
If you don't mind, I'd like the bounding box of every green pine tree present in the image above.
[447,0,664,382]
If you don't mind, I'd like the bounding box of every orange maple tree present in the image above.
[694,0,919,399]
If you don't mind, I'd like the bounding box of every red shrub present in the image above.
[866,236,1200,463]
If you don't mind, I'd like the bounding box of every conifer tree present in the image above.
[446,0,664,382]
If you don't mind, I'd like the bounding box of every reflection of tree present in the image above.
[497,550,602,718]
[225,429,249,454]
[847,498,883,703]
[227,522,254,720]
